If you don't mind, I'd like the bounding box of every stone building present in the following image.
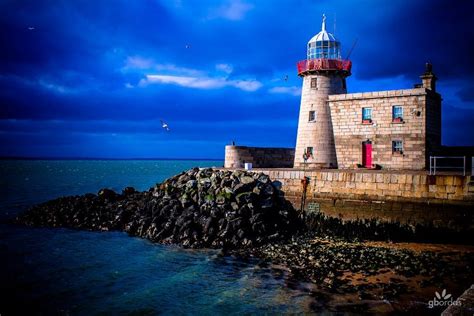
[329,84,441,170]
[225,15,442,171]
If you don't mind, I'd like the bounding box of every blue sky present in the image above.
[1,0,473,159]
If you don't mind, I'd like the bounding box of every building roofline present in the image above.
[328,88,440,101]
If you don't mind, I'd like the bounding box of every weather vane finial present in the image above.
[322,14,326,31]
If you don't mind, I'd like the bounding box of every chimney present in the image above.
[420,62,437,92]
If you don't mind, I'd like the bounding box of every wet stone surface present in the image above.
[235,235,474,313]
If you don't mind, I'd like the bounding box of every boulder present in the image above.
[186,180,197,189]
[240,176,255,185]
[98,188,117,201]
[122,187,137,196]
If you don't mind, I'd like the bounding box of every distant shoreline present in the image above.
[0,157,223,161]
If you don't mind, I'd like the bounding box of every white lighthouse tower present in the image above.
[293,14,352,168]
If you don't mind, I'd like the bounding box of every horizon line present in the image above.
[0,156,224,161]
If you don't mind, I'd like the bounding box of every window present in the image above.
[362,107,372,122]
[392,140,403,153]
[307,39,341,59]
[310,78,317,89]
[308,111,316,122]
[392,106,403,122]
[303,147,313,160]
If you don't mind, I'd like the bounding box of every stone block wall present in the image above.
[260,170,473,203]
[224,145,295,168]
[328,88,440,170]
[251,168,474,227]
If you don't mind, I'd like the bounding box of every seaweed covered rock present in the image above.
[17,168,302,249]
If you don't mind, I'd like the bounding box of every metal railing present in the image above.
[429,156,466,176]
[296,58,352,75]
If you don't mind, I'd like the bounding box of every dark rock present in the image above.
[122,187,137,196]
[262,184,274,196]
[186,180,197,189]
[271,181,282,190]
[204,217,215,234]
[252,185,262,195]
[236,192,255,204]
[257,174,270,184]
[98,188,117,201]
[240,176,255,185]
[220,177,233,188]
[233,183,250,195]
[250,213,264,224]
[260,197,273,209]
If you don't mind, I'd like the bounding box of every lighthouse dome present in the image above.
[307,14,341,60]
[308,28,337,43]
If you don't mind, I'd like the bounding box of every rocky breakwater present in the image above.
[17,168,301,249]
[14,167,474,313]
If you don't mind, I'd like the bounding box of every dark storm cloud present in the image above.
[349,0,474,81]
[0,0,176,72]
[457,85,474,102]
[0,0,473,157]
[442,105,474,145]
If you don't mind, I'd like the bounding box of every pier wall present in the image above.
[251,168,474,228]
[224,145,295,169]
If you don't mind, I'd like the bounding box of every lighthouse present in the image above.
[293,14,352,168]
[225,15,443,172]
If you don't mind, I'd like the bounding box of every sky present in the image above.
[0,0,473,159]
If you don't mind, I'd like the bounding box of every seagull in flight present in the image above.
[284,75,288,82]
[28,26,35,30]
[161,120,170,131]
[185,44,191,49]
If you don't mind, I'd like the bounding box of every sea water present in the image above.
[0,160,312,314]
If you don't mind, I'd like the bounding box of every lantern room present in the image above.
[307,14,341,60]
[297,14,351,76]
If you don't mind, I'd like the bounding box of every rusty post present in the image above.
[300,176,310,216]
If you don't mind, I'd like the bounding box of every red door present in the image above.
[362,141,372,168]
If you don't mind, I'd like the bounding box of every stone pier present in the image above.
[233,168,474,230]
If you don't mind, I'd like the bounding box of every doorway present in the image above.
[362,140,372,168]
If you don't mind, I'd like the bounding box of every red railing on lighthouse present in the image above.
[297,58,352,75]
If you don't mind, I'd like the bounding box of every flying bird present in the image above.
[161,120,170,131]
[28,26,35,30]
[185,44,191,49]
[284,75,288,82]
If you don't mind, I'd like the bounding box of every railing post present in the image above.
[429,156,432,175]
[463,156,466,176]
[434,157,436,175]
